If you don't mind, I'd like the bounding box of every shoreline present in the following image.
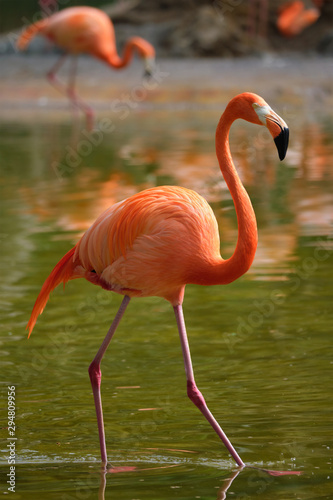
[0,54,332,120]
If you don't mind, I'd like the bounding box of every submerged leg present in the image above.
[47,54,94,130]
[174,304,245,467]
[47,52,68,82]
[67,56,94,130]
[88,295,131,464]
[47,53,68,97]
[67,56,80,122]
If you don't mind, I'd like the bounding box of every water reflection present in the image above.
[103,466,242,500]
[217,470,240,500]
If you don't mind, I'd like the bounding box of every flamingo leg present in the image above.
[174,304,245,467]
[67,56,94,130]
[47,52,68,81]
[259,0,268,39]
[247,0,256,37]
[88,295,131,464]
[67,56,80,122]
[46,53,69,99]
[47,54,94,130]
[247,0,268,40]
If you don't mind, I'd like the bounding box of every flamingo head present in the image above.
[143,56,156,79]
[231,93,289,161]
[251,96,289,161]
[129,37,156,79]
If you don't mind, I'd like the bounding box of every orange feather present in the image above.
[16,18,49,50]
[27,246,79,337]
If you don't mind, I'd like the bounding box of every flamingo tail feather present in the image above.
[16,19,48,50]
[27,246,78,338]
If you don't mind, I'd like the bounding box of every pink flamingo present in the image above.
[27,93,289,468]
[277,1,322,37]
[16,6,155,129]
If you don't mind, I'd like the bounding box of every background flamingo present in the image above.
[248,0,269,40]
[27,92,289,468]
[277,1,322,37]
[16,6,155,129]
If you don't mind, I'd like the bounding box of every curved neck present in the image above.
[101,38,145,69]
[196,107,258,286]
[215,109,258,284]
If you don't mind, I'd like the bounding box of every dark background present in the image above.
[1,0,333,57]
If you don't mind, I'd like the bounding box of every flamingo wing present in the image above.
[75,186,221,300]
[27,186,220,335]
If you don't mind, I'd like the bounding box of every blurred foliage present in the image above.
[1,0,333,56]
[0,0,114,32]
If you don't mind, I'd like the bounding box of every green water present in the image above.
[0,98,332,499]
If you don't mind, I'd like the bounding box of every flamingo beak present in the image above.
[253,104,289,161]
[266,109,289,161]
[274,125,289,161]
[143,57,156,80]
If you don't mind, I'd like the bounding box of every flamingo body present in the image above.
[27,93,289,467]
[39,7,115,58]
[27,186,221,333]
[77,186,221,300]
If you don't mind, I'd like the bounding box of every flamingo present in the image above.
[248,0,269,40]
[27,93,289,468]
[16,6,155,129]
[277,1,321,37]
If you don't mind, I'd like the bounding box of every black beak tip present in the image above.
[143,68,153,81]
[274,127,289,161]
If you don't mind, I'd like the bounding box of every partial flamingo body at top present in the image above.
[277,1,321,37]
[16,6,156,128]
[27,93,291,472]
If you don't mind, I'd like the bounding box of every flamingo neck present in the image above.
[102,37,148,69]
[203,107,258,286]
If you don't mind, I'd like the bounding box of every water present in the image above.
[0,58,332,499]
